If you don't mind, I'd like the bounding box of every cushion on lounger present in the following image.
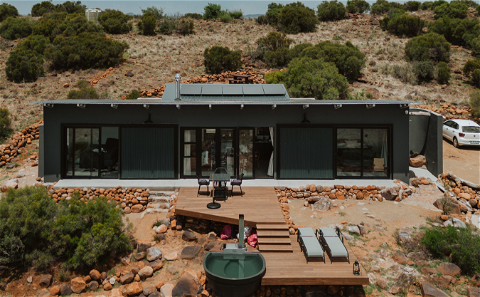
[318,227,337,237]
[324,237,348,258]
[298,228,316,238]
[302,237,324,257]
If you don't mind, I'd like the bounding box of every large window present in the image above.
[65,127,119,178]
[336,127,389,178]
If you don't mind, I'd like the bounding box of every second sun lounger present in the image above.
[297,227,325,263]
[317,227,350,264]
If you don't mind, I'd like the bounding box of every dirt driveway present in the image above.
[443,139,480,184]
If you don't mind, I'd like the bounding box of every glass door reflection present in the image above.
[201,129,216,177]
[219,129,235,176]
[238,128,253,178]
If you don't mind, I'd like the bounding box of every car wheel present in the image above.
[453,137,459,148]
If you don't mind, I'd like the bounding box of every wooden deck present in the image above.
[176,187,369,286]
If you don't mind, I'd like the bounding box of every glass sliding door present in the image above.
[99,127,119,178]
[238,128,254,178]
[65,128,74,177]
[362,129,389,178]
[219,129,235,176]
[74,128,100,177]
[183,130,197,177]
[336,128,362,177]
[201,129,216,177]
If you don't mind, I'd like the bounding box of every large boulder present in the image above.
[392,251,407,265]
[60,283,72,295]
[182,230,197,241]
[346,226,360,235]
[181,245,202,259]
[381,187,398,201]
[126,282,143,296]
[172,273,201,297]
[437,262,461,276]
[88,281,99,291]
[89,269,101,281]
[468,287,480,297]
[39,274,52,288]
[121,272,134,284]
[147,247,162,261]
[311,197,333,212]
[131,204,143,213]
[433,199,461,215]
[421,282,449,297]
[161,284,174,297]
[137,240,152,252]
[410,155,426,167]
[71,276,86,293]
[143,285,157,296]
[138,266,153,278]
[145,259,163,271]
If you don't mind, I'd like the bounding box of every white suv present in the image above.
[443,119,480,148]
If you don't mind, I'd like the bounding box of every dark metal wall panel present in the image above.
[39,124,44,177]
[121,127,175,178]
[279,127,333,179]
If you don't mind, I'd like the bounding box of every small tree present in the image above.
[141,6,163,19]
[346,0,370,13]
[0,108,12,139]
[437,61,450,84]
[385,13,425,37]
[0,3,19,22]
[404,32,451,62]
[204,46,241,74]
[434,1,468,19]
[141,13,156,35]
[318,0,346,22]
[278,2,319,34]
[0,17,35,40]
[98,9,132,34]
[203,3,222,20]
[413,60,435,81]
[470,90,480,117]
[405,1,421,11]
[257,31,294,52]
[265,3,284,26]
[158,17,177,35]
[176,19,195,36]
[5,48,45,82]
[31,1,56,17]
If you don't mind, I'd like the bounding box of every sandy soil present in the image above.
[125,212,167,242]
[443,139,480,184]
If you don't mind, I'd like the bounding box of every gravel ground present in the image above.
[401,183,444,212]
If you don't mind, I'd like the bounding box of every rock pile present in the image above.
[275,183,414,203]
[0,120,42,168]
[415,102,476,122]
[348,12,380,26]
[47,186,150,213]
[438,173,480,212]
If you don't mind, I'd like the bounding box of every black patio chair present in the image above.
[197,175,210,197]
[231,173,244,196]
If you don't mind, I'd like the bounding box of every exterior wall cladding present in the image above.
[43,103,410,182]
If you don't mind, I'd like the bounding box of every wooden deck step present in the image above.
[257,230,290,237]
[258,237,292,244]
[256,224,289,230]
[259,244,293,252]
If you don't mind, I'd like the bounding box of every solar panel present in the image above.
[243,85,265,96]
[180,85,202,96]
[202,85,223,96]
[263,85,286,96]
[222,85,244,96]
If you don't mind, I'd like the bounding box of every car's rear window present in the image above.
[463,126,480,133]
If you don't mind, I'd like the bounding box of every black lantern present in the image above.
[353,260,360,275]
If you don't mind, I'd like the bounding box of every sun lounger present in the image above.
[317,227,350,264]
[297,227,325,263]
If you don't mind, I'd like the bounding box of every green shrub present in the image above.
[183,13,203,20]
[456,0,479,9]
[404,32,451,62]
[429,17,480,48]
[463,59,480,87]
[204,46,242,74]
[257,31,294,52]
[413,60,434,81]
[141,13,156,35]
[54,1,86,14]
[45,32,128,70]
[218,11,233,23]
[98,9,132,34]
[228,10,243,19]
[33,12,104,41]
[471,37,480,57]
[5,48,45,82]
[265,70,286,84]
[299,41,366,81]
[16,35,50,55]
[0,3,19,22]
[0,17,35,40]
[0,187,133,270]
[437,61,450,84]
[256,15,268,25]
[176,19,195,36]
[405,1,421,11]
[141,6,164,19]
[278,2,319,34]
[420,1,435,10]
[31,1,55,17]
[203,3,222,20]
[67,80,100,99]
[434,2,468,19]
[346,0,370,13]
[318,0,346,22]
[265,3,284,26]
[371,0,400,15]
[470,90,480,117]
[0,108,12,139]
[385,13,425,37]
[421,226,480,275]
[264,47,291,67]
[126,90,141,99]
[158,17,177,35]
[282,57,349,99]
